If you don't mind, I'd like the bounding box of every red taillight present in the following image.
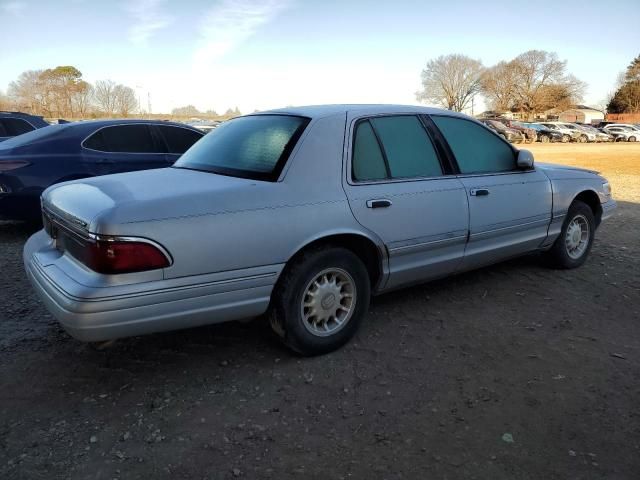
[81,239,170,274]
[0,160,30,172]
[87,240,169,274]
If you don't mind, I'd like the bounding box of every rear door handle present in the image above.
[470,188,490,197]
[366,199,392,209]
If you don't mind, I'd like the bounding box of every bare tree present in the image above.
[171,105,201,116]
[7,70,47,115]
[72,81,93,118]
[113,85,138,117]
[481,50,586,118]
[93,80,118,116]
[416,54,485,112]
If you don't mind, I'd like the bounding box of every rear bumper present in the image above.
[24,231,281,342]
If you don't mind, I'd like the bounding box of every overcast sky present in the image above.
[1,0,638,114]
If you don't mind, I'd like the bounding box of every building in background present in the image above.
[558,106,605,124]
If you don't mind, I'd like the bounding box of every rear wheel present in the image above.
[579,134,588,143]
[540,134,550,143]
[629,136,637,142]
[544,200,595,269]
[269,247,371,356]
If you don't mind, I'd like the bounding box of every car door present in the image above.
[154,125,204,165]
[82,124,167,174]
[430,115,552,271]
[342,114,469,290]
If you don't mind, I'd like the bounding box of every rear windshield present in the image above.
[174,115,309,181]
[0,124,71,150]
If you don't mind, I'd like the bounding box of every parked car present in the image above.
[0,120,204,221]
[521,123,563,143]
[536,122,580,143]
[604,126,640,142]
[480,119,525,143]
[24,105,616,356]
[187,120,223,132]
[558,122,598,143]
[0,111,49,142]
[579,125,613,142]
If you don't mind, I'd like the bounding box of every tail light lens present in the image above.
[0,160,31,172]
[55,232,171,274]
[84,240,171,274]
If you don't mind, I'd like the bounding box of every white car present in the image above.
[554,122,596,143]
[605,126,640,142]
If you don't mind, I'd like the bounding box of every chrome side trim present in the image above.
[470,218,550,240]
[388,230,468,255]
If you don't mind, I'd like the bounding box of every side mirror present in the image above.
[517,149,534,169]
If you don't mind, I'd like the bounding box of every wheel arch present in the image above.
[278,231,389,293]
[573,189,602,226]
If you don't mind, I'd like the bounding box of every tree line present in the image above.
[0,66,139,119]
[416,50,588,118]
[607,55,640,114]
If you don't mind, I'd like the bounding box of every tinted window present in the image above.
[174,115,309,181]
[432,116,516,174]
[0,124,71,151]
[84,124,159,153]
[158,125,203,154]
[352,121,387,181]
[370,116,442,179]
[2,118,35,136]
[0,121,8,137]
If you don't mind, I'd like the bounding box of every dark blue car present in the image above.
[0,111,50,142]
[0,120,204,221]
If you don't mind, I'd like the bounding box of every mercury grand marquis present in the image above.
[24,105,616,356]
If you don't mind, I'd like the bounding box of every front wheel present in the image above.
[629,136,637,142]
[269,247,371,356]
[540,134,550,143]
[562,134,570,143]
[544,200,595,269]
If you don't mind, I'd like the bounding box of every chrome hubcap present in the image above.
[565,214,590,259]
[301,268,356,337]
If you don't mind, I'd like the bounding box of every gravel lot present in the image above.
[1,143,639,479]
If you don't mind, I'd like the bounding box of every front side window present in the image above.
[432,116,516,174]
[352,115,442,181]
[174,115,309,181]
[84,124,159,153]
[158,125,203,154]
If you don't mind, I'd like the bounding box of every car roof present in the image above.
[256,104,470,120]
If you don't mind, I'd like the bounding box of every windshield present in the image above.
[174,115,309,181]
[0,123,71,150]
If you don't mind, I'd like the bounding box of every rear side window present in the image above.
[157,125,203,154]
[352,121,387,181]
[432,116,516,174]
[84,124,160,153]
[352,115,442,181]
[1,118,35,136]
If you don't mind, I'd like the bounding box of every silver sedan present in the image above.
[24,105,616,355]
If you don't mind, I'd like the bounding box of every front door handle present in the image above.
[366,199,392,209]
[470,188,490,197]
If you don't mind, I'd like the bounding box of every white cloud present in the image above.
[1,1,27,16]
[125,0,172,46]
[193,0,292,66]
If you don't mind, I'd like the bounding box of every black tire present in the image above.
[540,134,550,143]
[579,134,587,143]
[629,136,636,142]
[544,200,595,269]
[268,247,371,356]
[562,134,570,143]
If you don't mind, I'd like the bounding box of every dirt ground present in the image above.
[1,143,639,480]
